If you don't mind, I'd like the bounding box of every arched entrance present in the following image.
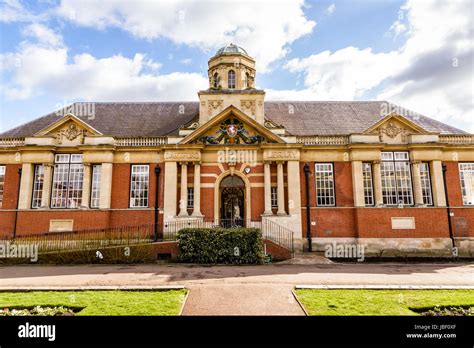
[220,175,245,227]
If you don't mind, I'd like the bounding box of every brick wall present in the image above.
[0,164,21,235]
[355,208,450,238]
[444,161,474,237]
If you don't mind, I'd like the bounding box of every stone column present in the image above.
[286,159,303,251]
[431,160,447,207]
[99,162,113,209]
[191,162,202,217]
[287,160,302,216]
[163,161,178,220]
[263,162,273,215]
[81,163,92,208]
[18,163,34,210]
[373,160,384,206]
[178,162,189,217]
[351,161,365,207]
[41,163,53,208]
[276,161,286,215]
[412,161,425,206]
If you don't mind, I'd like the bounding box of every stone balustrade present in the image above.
[114,137,168,147]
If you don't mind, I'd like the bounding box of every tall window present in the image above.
[381,152,413,206]
[187,187,194,209]
[31,165,45,209]
[459,163,474,205]
[51,154,84,208]
[228,70,235,89]
[130,165,149,208]
[419,162,433,206]
[362,163,374,206]
[315,163,335,206]
[271,186,278,208]
[0,166,5,209]
[90,165,102,208]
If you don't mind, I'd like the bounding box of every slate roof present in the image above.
[0,101,466,138]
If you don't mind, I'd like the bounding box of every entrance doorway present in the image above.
[220,175,245,227]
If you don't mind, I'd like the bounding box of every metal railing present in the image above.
[261,218,295,256]
[162,218,294,255]
[2,224,156,254]
[1,218,295,256]
[162,218,262,241]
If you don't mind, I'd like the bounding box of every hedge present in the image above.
[177,228,264,264]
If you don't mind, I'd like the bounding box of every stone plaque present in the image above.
[49,219,74,232]
[164,151,201,162]
[263,149,299,161]
[391,217,415,230]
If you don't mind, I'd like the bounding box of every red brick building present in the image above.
[0,44,473,256]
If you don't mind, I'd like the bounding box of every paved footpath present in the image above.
[0,262,473,315]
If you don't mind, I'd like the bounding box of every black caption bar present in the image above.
[0,316,472,347]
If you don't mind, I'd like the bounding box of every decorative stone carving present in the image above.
[208,100,223,116]
[264,120,282,129]
[240,100,256,115]
[199,118,263,145]
[164,151,201,162]
[56,123,85,145]
[379,122,407,142]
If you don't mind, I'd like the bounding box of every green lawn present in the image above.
[294,289,474,316]
[0,290,187,316]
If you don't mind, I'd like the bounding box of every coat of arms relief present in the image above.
[55,123,86,145]
[378,122,408,143]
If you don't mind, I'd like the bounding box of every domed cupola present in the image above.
[214,43,249,57]
[198,43,265,125]
[207,43,256,91]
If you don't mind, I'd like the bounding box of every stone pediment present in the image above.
[364,114,429,144]
[34,113,102,146]
[180,106,285,145]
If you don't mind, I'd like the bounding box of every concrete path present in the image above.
[181,284,304,315]
[0,263,473,315]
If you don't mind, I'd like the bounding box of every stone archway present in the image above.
[214,171,251,225]
[220,175,245,227]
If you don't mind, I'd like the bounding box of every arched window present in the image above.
[228,70,235,89]
[213,73,219,89]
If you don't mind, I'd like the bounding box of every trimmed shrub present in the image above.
[177,228,264,264]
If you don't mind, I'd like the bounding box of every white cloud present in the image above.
[22,23,63,46]
[279,0,474,132]
[284,47,398,100]
[388,20,406,38]
[1,43,207,102]
[0,0,36,22]
[180,58,192,65]
[326,3,336,15]
[55,0,316,72]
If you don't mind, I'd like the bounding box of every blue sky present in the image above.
[1,0,473,133]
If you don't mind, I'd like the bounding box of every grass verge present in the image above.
[0,290,187,316]
[294,289,474,315]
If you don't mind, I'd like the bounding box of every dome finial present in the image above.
[214,44,249,57]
